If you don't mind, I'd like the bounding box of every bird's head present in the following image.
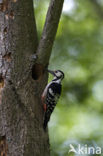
[48,69,64,82]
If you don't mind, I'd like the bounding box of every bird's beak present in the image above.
[47,69,55,76]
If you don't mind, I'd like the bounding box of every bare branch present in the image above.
[36,0,64,66]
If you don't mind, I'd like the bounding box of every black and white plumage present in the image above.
[41,70,64,130]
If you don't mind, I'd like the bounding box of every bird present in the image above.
[41,69,64,130]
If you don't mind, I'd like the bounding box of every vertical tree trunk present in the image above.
[0,0,64,155]
[0,0,49,155]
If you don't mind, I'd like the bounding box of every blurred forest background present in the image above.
[34,0,103,155]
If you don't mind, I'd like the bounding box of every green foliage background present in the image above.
[35,0,103,155]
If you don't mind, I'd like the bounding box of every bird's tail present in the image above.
[43,113,50,130]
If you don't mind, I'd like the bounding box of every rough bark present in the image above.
[0,0,64,155]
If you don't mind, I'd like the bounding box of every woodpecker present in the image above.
[41,69,64,130]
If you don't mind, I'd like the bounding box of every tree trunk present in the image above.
[0,0,64,155]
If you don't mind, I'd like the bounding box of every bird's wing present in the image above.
[46,82,62,108]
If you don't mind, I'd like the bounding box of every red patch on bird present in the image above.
[43,104,46,112]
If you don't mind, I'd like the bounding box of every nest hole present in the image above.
[32,64,44,80]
